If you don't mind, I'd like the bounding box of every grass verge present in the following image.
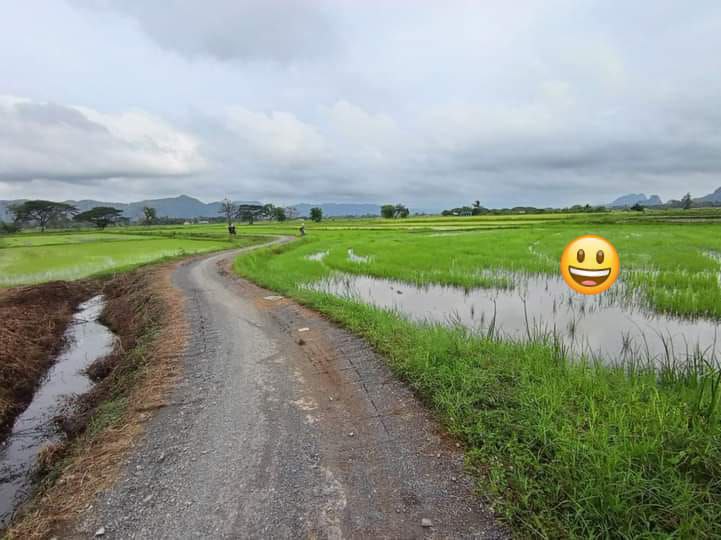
[235,241,721,538]
[4,262,187,539]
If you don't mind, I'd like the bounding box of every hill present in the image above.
[607,193,663,208]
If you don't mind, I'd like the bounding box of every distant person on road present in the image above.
[299,222,305,236]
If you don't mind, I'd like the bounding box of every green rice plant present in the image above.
[234,224,721,537]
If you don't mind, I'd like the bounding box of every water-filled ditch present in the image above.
[0,296,115,527]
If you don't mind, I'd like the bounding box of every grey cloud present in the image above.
[3,1,721,208]
[77,0,339,63]
[0,97,205,183]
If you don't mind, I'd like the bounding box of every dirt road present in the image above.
[78,242,505,539]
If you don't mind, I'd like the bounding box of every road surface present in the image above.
[78,240,505,539]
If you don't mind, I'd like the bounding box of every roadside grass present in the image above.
[234,229,721,537]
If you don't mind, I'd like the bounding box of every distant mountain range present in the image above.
[607,193,663,208]
[607,187,721,208]
[3,188,721,221]
[0,195,381,221]
[694,186,721,204]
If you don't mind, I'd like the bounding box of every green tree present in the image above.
[9,200,77,232]
[310,207,323,222]
[237,204,264,225]
[472,200,487,215]
[394,204,410,218]
[262,203,276,220]
[682,192,692,210]
[74,206,124,229]
[274,207,287,222]
[143,206,157,225]
[381,204,395,218]
[0,221,19,234]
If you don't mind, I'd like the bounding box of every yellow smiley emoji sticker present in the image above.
[560,235,619,295]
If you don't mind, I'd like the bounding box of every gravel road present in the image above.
[77,240,506,539]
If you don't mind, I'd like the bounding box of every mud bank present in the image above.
[0,296,115,527]
[0,281,97,438]
[4,264,187,539]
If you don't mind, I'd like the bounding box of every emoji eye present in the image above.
[577,249,585,263]
[597,250,605,264]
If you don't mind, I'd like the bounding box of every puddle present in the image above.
[309,274,721,368]
[0,296,115,527]
[347,249,371,264]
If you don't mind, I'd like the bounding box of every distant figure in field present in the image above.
[299,222,305,236]
[228,223,236,235]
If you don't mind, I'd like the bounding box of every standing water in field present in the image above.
[309,274,721,368]
[0,296,114,527]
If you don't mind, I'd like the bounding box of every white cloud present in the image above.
[223,108,327,165]
[0,96,205,182]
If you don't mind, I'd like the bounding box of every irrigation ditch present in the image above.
[0,262,186,538]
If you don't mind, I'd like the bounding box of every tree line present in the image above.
[1,200,164,232]
[0,199,330,233]
[218,200,324,225]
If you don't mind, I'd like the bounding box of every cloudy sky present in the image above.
[1,0,720,209]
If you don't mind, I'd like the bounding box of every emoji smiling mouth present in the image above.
[568,265,611,287]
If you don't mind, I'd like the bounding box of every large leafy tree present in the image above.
[9,200,77,232]
[273,207,287,222]
[262,203,277,221]
[143,206,157,225]
[236,204,264,225]
[394,204,409,218]
[74,206,124,229]
[380,204,395,218]
[310,207,323,222]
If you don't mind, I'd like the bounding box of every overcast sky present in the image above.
[1,0,720,209]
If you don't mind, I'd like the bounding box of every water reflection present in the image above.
[0,296,115,527]
[309,274,721,368]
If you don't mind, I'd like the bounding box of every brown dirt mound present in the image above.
[0,280,97,436]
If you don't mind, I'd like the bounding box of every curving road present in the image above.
[78,239,505,539]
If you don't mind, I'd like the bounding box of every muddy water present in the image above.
[310,274,721,367]
[0,296,114,527]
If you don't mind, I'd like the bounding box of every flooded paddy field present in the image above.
[230,218,721,537]
[0,296,114,527]
[309,272,721,368]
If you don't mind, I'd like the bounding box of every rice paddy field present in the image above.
[4,209,721,536]
[0,230,268,287]
[230,209,721,538]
